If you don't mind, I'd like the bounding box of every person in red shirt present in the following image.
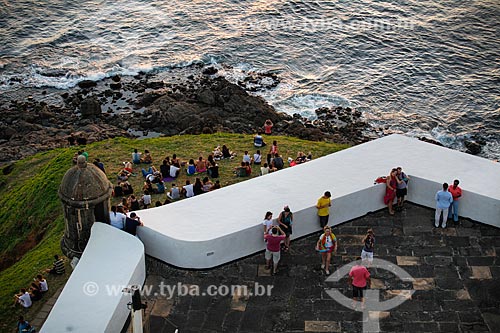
[263,119,273,135]
[348,258,371,309]
[264,226,286,275]
[448,179,462,224]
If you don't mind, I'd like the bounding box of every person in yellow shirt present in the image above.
[316,191,332,228]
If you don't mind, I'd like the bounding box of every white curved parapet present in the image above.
[137,134,500,269]
[41,223,146,333]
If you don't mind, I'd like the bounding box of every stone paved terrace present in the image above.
[140,203,500,333]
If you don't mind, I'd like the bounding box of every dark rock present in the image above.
[2,163,14,175]
[78,80,97,89]
[80,97,102,118]
[111,75,121,82]
[110,82,122,90]
[202,67,218,75]
[197,89,216,105]
[464,140,482,155]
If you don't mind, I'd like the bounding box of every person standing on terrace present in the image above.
[435,182,453,228]
[448,179,462,225]
[395,167,409,211]
[316,191,332,228]
[316,225,337,275]
[384,168,398,215]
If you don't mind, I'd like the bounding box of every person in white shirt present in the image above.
[262,211,276,235]
[169,164,180,178]
[13,288,32,308]
[141,190,152,208]
[242,151,252,164]
[36,274,49,293]
[109,205,126,230]
[182,180,195,198]
[260,163,270,175]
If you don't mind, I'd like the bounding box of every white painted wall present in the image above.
[41,223,146,333]
[136,134,500,269]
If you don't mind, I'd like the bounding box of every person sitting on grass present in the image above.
[45,254,65,275]
[169,163,180,178]
[182,180,195,198]
[209,180,221,191]
[235,162,247,177]
[260,163,270,175]
[186,159,196,175]
[141,190,152,209]
[295,151,307,164]
[140,149,153,164]
[253,131,266,147]
[202,177,213,192]
[160,159,170,180]
[222,145,236,159]
[142,179,154,194]
[253,150,262,165]
[196,156,207,173]
[167,184,181,200]
[17,315,35,332]
[132,149,141,164]
[156,180,165,194]
[12,289,32,308]
[245,161,252,176]
[193,177,204,196]
[213,146,223,160]
[171,153,181,168]
[271,153,284,171]
[242,151,252,164]
[128,195,141,211]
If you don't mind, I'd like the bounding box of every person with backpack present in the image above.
[395,167,410,211]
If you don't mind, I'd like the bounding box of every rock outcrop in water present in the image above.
[0,68,371,163]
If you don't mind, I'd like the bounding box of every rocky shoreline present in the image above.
[0,65,372,164]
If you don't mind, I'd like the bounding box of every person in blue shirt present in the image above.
[253,131,266,147]
[435,183,453,228]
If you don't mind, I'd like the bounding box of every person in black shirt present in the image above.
[124,213,143,236]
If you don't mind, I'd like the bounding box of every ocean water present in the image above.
[0,0,498,158]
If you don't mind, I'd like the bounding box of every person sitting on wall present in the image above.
[140,149,153,164]
[253,131,266,147]
[45,254,65,275]
[195,156,207,173]
[132,149,141,164]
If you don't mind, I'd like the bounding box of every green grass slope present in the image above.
[0,133,348,330]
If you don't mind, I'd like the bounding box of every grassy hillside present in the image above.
[0,133,348,330]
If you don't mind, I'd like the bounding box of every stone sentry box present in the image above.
[58,155,113,258]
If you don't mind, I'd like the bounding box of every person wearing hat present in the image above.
[316,191,332,228]
[278,205,293,252]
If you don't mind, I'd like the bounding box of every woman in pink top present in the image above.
[263,119,273,134]
[348,258,371,309]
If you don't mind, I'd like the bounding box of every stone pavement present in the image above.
[30,286,63,329]
[141,203,500,332]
